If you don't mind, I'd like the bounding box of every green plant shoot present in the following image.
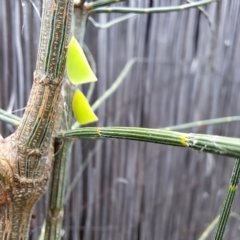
[67,36,97,84]
[72,89,98,125]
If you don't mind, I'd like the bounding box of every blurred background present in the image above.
[1,0,240,239]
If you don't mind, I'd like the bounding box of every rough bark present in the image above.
[0,0,73,239]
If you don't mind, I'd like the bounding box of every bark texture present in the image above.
[0,0,73,239]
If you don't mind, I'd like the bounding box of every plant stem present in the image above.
[90,0,123,9]
[185,0,212,27]
[84,43,97,101]
[91,59,136,111]
[213,159,240,240]
[165,116,240,131]
[14,0,73,167]
[198,215,220,240]
[91,0,216,13]
[59,127,240,159]
[45,138,73,240]
[0,115,20,127]
[87,82,96,101]
[83,43,97,75]
[64,142,100,203]
[88,14,136,29]
[198,212,240,240]
[44,6,88,239]
[44,79,75,240]
[0,109,22,121]
[0,109,21,126]
[0,0,73,239]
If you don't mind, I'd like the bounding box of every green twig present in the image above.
[91,59,136,111]
[64,142,100,203]
[0,115,20,127]
[230,211,240,222]
[88,14,136,29]
[198,212,240,240]
[185,0,212,27]
[90,0,124,9]
[44,5,88,239]
[87,82,96,102]
[29,0,41,20]
[165,116,240,131]
[91,0,216,14]
[83,43,97,75]
[59,127,240,159]
[0,109,21,127]
[214,159,240,240]
[0,109,22,121]
[198,215,220,240]
[45,139,73,240]
[83,43,97,101]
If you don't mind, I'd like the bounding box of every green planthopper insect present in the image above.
[66,36,98,125]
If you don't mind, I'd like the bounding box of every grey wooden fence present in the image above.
[1,0,240,239]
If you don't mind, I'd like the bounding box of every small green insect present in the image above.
[72,89,98,126]
[66,36,97,85]
[66,36,98,125]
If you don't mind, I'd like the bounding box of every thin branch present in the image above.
[198,215,219,240]
[165,116,240,131]
[88,14,136,29]
[0,115,20,127]
[83,43,97,75]
[90,0,124,9]
[91,59,136,111]
[230,211,240,222]
[91,0,216,14]
[198,212,240,240]
[0,109,22,121]
[0,109,21,127]
[29,0,41,20]
[87,82,96,102]
[64,142,100,203]
[83,43,97,101]
[185,0,212,27]
[214,159,240,240]
[44,8,86,239]
[58,127,240,159]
